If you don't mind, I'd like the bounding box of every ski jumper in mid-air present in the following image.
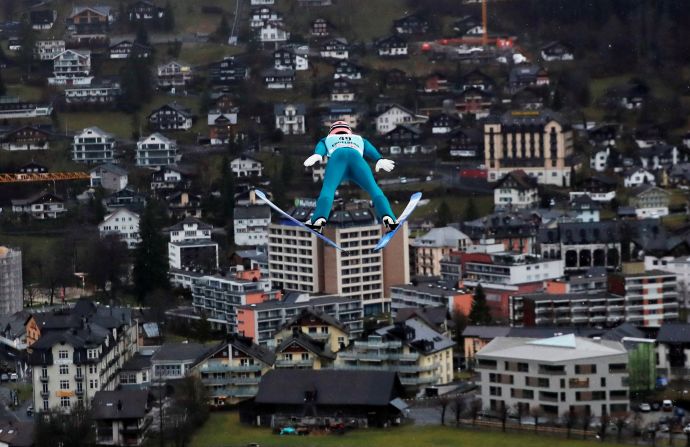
[303,121,398,233]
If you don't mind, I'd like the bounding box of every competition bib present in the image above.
[324,134,364,156]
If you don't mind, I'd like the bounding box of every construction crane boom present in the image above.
[0,172,91,183]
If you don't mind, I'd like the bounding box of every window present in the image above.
[89,379,99,389]
[60,380,69,390]
[60,397,71,408]
[87,349,98,359]
[43,400,49,411]
[59,365,69,375]
[58,350,69,359]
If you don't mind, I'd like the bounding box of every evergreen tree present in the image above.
[464,197,479,221]
[163,1,176,31]
[135,24,150,45]
[469,284,492,325]
[219,155,235,233]
[16,20,35,76]
[215,14,230,41]
[133,201,169,302]
[281,154,294,187]
[119,58,153,111]
[436,200,452,226]
[0,70,5,96]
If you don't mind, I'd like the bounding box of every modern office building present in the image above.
[476,334,629,417]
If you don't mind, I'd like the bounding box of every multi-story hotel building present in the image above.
[484,109,575,186]
[608,262,679,327]
[268,206,409,315]
[476,334,629,417]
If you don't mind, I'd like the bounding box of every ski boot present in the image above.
[305,217,326,234]
[382,216,399,233]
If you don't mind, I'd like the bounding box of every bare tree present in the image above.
[452,396,465,427]
[530,407,545,433]
[439,395,450,426]
[581,411,593,440]
[631,412,644,445]
[613,412,630,443]
[500,403,509,432]
[562,410,577,439]
[514,403,526,427]
[470,399,482,426]
[598,413,611,442]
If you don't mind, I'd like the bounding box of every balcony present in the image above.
[354,340,402,350]
[400,375,438,386]
[40,376,49,383]
[275,359,314,368]
[199,363,262,373]
[75,389,84,396]
[230,376,261,385]
[539,393,559,402]
[339,352,388,362]
[40,390,50,398]
[74,375,84,381]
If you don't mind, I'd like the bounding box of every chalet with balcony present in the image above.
[11,192,66,219]
[148,103,193,131]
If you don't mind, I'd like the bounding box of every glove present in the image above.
[303,154,322,167]
[375,159,395,173]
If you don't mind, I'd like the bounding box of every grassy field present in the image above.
[392,195,493,222]
[191,412,619,447]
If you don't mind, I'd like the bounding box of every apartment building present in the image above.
[167,217,218,273]
[484,109,575,186]
[608,263,679,327]
[135,133,178,168]
[194,335,275,407]
[462,251,564,320]
[49,49,92,85]
[510,292,627,327]
[236,294,363,344]
[191,272,279,332]
[29,301,137,412]
[65,79,121,105]
[93,389,152,446]
[390,280,473,316]
[72,127,116,164]
[151,343,209,382]
[493,170,540,210]
[99,208,141,249]
[233,205,271,246]
[273,330,336,369]
[410,226,471,276]
[538,221,622,273]
[35,39,65,61]
[0,97,53,120]
[268,206,409,315]
[335,318,454,394]
[0,247,22,315]
[272,307,350,354]
[476,334,629,417]
[11,192,65,219]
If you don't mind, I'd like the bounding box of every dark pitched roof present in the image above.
[167,216,213,232]
[120,353,152,371]
[279,307,348,334]
[462,325,511,339]
[0,421,34,447]
[494,170,537,190]
[11,191,63,206]
[255,369,402,406]
[395,306,448,331]
[233,205,270,220]
[92,390,150,420]
[152,342,210,362]
[209,334,276,366]
[602,323,646,341]
[30,9,55,24]
[276,331,335,360]
[657,323,690,343]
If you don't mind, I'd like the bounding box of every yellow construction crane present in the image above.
[0,172,90,183]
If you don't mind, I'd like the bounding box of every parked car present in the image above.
[0,374,8,382]
[9,373,18,382]
[639,403,652,412]
[389,146,402,155]
[663,400,673,412]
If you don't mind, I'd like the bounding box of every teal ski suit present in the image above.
[311,134,396,223]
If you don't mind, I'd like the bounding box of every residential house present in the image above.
[273,330,336,369]
[273,45,308,71]
[109,40,152,59]
[208,108,239,145]
[29,300,137,412]
[272,308,350,354]
[168,217,218,272]
[333,60,363,80]
[148,103,193,131]
[383,124,422,144]
[455,87,494,118]
[483,109,575,186]
[30,9,57,30]
[262,69,294,89]
[151,343,210,382]
[231,156,263,177]
[511,87,546,110]
[507,65,549,93]
[1,125,51,151]
[136,133,178,168]
[656,323,690,379]
[92,390,152,446]
[410,226,472,276]
[321,103,364,130]
[310,18,330,37]
[329,79,356,102]
[11,192,65,219]
[165,191,202,219]
[590,145,612,172]
[69,6,114,27]
[669,163,690,187]
[335,318,454,393]
[194,335,275,407]
[151,166,191,192]
[629,185,670,219]
[49,50,92,86]
[72,127,116,164]
[274,103,306,135]
[639,144,680,170]
[376,104,426,134]
[428,113,460,134]
[588,124,619,147]
[458,69,495,92]
[128,1,165,22]
[209,57,249,86]
[258,21,290,43]
[476,334,629,417]
[65,79,121,105]
[241,369,406,427]
[297,0,332,5]
[320,38,349,59]
[99,208,141,249]
[571,195,601,222]
[104,187,147,212]
[447,127,483,158]
[540,41,574,61]
[623,168,656,188]
[17,162,48,174]
[234,205,271,246]
[35,39,65,60]
[393,13,429,35]
[157,61,193,90]
[376,35,408,58]
[90,164,128,191]
[0,97,52,120]
[493,170,540,210]
[249,6,281,27]
[423,73,450,93]
[118,353,152,389]
[571,174,618,202]
[607,82,648,110]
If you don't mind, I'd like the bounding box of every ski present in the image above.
[373,192,422,251]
